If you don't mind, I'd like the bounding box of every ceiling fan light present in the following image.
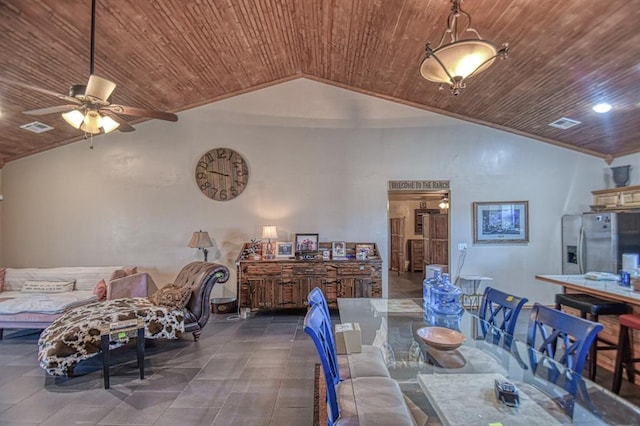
[61,109,84,129]
[81,110,102,134]
[101,115,120,133]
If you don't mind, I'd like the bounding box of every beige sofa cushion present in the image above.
[4,266,127,292]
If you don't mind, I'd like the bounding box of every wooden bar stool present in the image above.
[613,313,640,394]
[555,293,631,381]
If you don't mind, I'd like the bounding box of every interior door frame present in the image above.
[387,188,451,291]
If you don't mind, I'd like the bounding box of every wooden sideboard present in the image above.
[592,184,640,210]
[235,242,382,310]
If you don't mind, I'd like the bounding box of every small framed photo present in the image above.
[295,233,319,254]
[355,243,375,257]
[321,249,331,260]
[275,242,294,258]
[332,241,347,259]
[473,201,529,244]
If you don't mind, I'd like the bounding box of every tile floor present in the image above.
[0,271,638,425]
[0,312,317,425]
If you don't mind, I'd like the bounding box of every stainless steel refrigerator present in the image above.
[562,212,640,274]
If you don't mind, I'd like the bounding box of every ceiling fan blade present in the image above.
[101,110,136,132]
[106,104,178,122]
[0,76,82,104]
[85,74,116,101]
[23,104,80,115]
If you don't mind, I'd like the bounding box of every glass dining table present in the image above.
[337,298,640,426]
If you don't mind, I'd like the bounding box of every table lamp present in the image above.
[261,225,278,260]
[188,230,213,261]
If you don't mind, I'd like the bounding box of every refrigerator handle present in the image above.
[577,225,585,274]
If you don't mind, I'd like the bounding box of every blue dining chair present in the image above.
[308,287,341,385]
[304,303,343,425]
[526,303,604,417]
[478,286,528,349]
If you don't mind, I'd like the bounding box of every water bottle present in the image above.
[423,270,441,322]
[429,274,462,330]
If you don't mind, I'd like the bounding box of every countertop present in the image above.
[536,274,640,305]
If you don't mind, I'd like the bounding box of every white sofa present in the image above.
[0,266,154,338]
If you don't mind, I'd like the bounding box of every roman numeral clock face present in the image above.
[195,148,249,201]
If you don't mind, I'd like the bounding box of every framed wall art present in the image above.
[295,233,319,254]
[473,201,529,244]
[275,242,294,258]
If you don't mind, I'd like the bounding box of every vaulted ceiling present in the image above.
[0,0,638,167]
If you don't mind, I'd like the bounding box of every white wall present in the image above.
[1,78,635,303]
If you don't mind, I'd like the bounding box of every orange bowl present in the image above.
[416,326,465,351]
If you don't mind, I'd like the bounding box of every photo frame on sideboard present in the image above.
[472,201,529,244]
[331,241,347,259]
[275,242,294,258]
[294,233,319,254]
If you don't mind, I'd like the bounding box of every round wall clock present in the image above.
[195,148,249,201]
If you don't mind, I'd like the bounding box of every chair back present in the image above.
[304,304,341,425]
[308,286,331,319]
[308,287,341,385]
[478,287,528,349]
[526,303,603,416]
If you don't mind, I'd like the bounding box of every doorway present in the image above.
[387,190,450,298]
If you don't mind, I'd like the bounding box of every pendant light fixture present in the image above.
[420,0,509,95]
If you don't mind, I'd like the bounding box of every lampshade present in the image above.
[261,225,278,240]
[420,0,509,95]
[188,230,213,249]
[61,110,84,129]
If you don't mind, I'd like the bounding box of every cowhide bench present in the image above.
[38,298,185,376]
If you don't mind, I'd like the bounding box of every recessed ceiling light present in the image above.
[592,102,612,113]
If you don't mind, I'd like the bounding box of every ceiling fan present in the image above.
[0,0,177,135]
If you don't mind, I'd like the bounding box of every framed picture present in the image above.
[275,242,294,258]
[355,243,375,257]
[332,241,347,258]
[473,201,529,244]
[295,233,319,254]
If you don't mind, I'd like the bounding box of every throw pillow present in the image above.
[109,269,127,281]
[150,284,192,310]
[123,266,138,276]
[0,267,5,292]
[93,279,107,301]
[21,280,75,293]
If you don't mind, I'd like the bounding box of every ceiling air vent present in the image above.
[20,121,54,133]
[548,117,581,130]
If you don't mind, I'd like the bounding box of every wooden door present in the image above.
[390,217,405,274]
[423,213,449,266]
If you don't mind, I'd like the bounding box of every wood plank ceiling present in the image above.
[0,0,638,167]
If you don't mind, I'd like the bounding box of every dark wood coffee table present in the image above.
[99,319,145,389]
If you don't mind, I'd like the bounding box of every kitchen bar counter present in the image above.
[536,274,640,375]
[536,274,640,306]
